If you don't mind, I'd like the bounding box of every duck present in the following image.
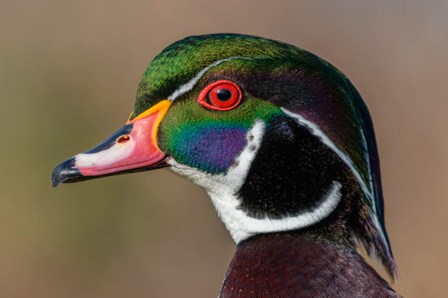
[52,33,400,297]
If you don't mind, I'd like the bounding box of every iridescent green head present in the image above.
[52,34,396,278]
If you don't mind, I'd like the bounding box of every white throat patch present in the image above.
[168,119,343,243]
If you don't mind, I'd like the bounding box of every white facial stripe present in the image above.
[168,56,244,101]
[282,108,389,249]
[224,120,265,191]
[281,108,373,202]
[168,120,343,243]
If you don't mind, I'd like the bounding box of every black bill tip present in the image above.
[51,158,82,187]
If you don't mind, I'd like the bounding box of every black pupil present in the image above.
[216,89,232,101]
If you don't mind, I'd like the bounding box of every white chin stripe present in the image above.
[168,119,343,243]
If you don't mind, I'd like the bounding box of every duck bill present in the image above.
[51,100,172,187]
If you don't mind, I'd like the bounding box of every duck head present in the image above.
[52,34,397,277]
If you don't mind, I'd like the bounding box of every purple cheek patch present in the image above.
[177,126,248,174]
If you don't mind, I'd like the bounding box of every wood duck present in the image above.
[52,34,400,297]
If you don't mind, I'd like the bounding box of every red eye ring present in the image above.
[198,80,242,111]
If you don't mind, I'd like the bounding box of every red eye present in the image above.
[198,80,242,111]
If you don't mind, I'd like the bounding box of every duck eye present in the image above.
[198,80,242,111]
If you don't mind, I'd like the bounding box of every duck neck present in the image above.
[218,231,398,298]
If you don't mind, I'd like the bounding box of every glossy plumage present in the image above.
[221,233,398,298]
[52,33,399,297]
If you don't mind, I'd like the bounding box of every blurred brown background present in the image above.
[1,1,447,297]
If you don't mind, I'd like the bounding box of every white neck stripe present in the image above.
[168,120,344,243]
[235,181,342,239]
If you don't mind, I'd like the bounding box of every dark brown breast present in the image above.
[219,233,399,298]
